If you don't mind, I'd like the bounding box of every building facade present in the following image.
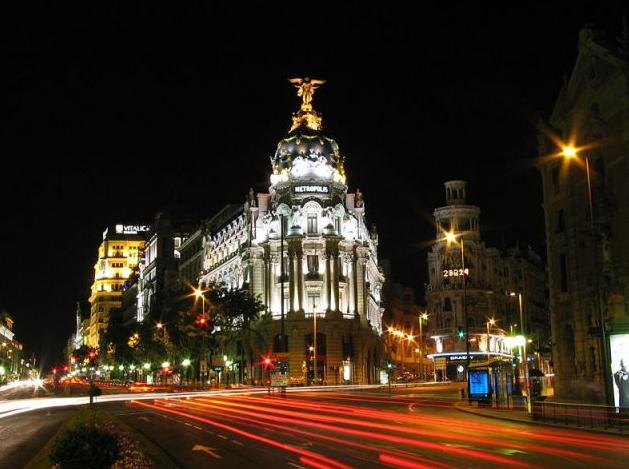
[0,313,23,381]
[538,25,629,404]
[136,212,188,324]
[198,79,385,385]
[425,181,549,381]
[88,224,148,348]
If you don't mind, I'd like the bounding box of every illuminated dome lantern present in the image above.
[270,78,346,204]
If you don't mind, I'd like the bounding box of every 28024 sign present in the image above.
[443,268,470,278]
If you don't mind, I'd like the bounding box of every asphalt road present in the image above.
[0,406,76,469]
[114,384,629,468]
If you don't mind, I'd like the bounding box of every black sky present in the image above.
[2,2,625,368]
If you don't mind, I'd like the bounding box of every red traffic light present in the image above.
[264,358,271,365]
[63,366,69,372]
[52,368,57,374]
[88,351,96,359]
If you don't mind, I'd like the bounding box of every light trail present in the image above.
[131,399,354,469]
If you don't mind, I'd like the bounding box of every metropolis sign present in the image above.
[293,185,329,194]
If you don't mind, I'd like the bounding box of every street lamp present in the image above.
[486,317,496,363]
[194,287,209,385]
[418,312,428,381]
[443,230,470,399]
[510,291,531,414]
[561,144,610,405]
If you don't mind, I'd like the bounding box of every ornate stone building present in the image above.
[426,181,548,380]
[538,24,629,404]
[198,79,385,385]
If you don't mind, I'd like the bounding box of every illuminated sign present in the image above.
[443,268,469,278]
[115,224,151,235]
[610,334,629,408]
[293,185,329,194]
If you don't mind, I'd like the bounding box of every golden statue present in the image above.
[289,77,326,111]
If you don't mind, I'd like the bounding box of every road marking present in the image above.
[288,462,307,469]
[193,425,203,431]
[136,416,150,422]
[184,422,193,427]
[192,444,222,459]
[231,439,244,446]
[218,434,229,440]
[497,448,527,456]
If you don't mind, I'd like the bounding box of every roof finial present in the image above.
[287,77,326,132]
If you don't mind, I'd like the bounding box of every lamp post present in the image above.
[510,291,531,414]
[418,312,428,381]
[312,300,317,386]
[486,317,496,364]
[445,230,470,400]
[562,145,610,405]
[194,287,208,385]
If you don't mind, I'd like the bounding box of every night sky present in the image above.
[3,2,625,368]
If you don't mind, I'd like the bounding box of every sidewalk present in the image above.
[454,400,629,437]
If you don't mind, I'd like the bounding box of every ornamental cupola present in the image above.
[269,78,347,206]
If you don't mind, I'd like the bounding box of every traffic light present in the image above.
[88,350,97,360]
[386,360,392,369]
[196,315,210,327]
[457,327,466,340]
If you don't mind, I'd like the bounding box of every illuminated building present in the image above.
[135,212,189,323]
[538,24,629,404]
[425,181,548,382]
[199,78,385,385]
[88,224,148,348]
[0,313,23,379]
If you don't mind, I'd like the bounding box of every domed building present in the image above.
[198,78,385,385]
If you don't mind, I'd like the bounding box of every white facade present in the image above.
[197,95,385,384]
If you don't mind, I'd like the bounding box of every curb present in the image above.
[453,401,629,438]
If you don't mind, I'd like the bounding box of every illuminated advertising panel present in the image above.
[469,369,490,399]
[610,334,629,408]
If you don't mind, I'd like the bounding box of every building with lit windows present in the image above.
[425,181,548,382]
[538,24,629,405]
[135,212,189,323]
[88,224,148,348]
[0,313,23,381]
[198,79,385,385]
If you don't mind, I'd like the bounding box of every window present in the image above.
[307,294,320,313]
[551,166,560,194]
[307,255,319,275]
[307,214,318,234]
[557,209,565,233]
[560,253,568,292]
[334,217,341,234]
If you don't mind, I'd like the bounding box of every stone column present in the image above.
[297,248,304,312]
[288,251,295,313]
[333,252,340,312]
[325,253,332,311]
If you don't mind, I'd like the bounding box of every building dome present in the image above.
[270,127,345,185]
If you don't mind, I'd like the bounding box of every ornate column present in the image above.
[297,246,304,312]
[322,253,330,311]
[288,250,295,313]
[333,252,340,312]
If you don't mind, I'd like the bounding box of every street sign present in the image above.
[213,366,224,372]
[271,372,289,387]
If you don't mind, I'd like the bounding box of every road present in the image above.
[0,405,76,469]
[112,384,629,468]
